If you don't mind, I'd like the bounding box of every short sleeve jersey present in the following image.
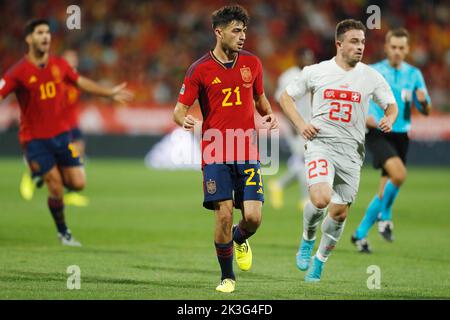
[286,57,395,162]
[0,55,79,143]
[369,59,430,133]
[178,50,264,165]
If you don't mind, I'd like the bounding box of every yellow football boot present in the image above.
[19,172,35,201]
[215,278,235,293]
[64,192,89,207]
[234,240,252,271]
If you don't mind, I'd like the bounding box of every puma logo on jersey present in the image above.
[29,75,37,84]
[211,77,222,84]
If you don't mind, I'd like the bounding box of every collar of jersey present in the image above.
[332,56,360,73]
[382,59,405,72]
[209,50,238,70]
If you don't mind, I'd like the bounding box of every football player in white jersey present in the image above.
[268,48,316,211]
[279,19,398,282]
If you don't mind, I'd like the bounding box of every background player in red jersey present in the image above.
[173,5,278,293]
[19,49,89,207]
[61,49,89,207]
[0,19,133,246]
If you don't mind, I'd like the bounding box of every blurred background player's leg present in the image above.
[19,169,35,201]
[353,155,406,250]
[268,160,296,210]
[64,129,89,207]
[268,133,308,210]
[291,154,309,209]
[377,156,406,241]
[62,50,89,208]
[19,157,43,201]
[44,166,82,247]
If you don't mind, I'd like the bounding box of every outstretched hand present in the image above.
[111,82,134,105]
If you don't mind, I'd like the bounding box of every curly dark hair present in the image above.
[211,5,249,29]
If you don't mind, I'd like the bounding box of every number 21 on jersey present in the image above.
[222,86,242,107]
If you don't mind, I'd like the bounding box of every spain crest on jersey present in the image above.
[51,65,62,83]
[206,179,216,194]
[240,67,252,83]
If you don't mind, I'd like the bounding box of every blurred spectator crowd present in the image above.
[1,0,449,111]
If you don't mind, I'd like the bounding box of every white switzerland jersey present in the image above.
[275,66,311,121]
[286,57,395,162]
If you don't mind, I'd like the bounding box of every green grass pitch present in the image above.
[0,158,449,299]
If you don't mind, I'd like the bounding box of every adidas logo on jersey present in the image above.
[211,77,222,84]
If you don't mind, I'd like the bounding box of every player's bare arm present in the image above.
[173,101,201,131]
[378,103,398,133]
[415,89,432,116]
[279,90,318,140]
[254,93,278,129]
[76,76,134,105]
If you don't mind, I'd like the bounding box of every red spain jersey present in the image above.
[0,55,79,143]
[64,82,81,129]
[178,50,264,165]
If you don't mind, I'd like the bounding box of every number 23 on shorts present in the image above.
[307,159,329,179]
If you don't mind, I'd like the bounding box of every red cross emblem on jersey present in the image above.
[324,89,361,103]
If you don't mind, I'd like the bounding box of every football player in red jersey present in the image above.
[173,5,278,293]
[0,19,133,246]
[19,49,89,207]
[60,49,89,207]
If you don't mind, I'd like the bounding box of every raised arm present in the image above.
[76,76,134,105]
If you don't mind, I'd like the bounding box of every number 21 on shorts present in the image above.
[307,159,328,179]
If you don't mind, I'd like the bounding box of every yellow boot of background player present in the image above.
[268,180,283,210]
[19,172,35,201]
[64,192,89,207]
